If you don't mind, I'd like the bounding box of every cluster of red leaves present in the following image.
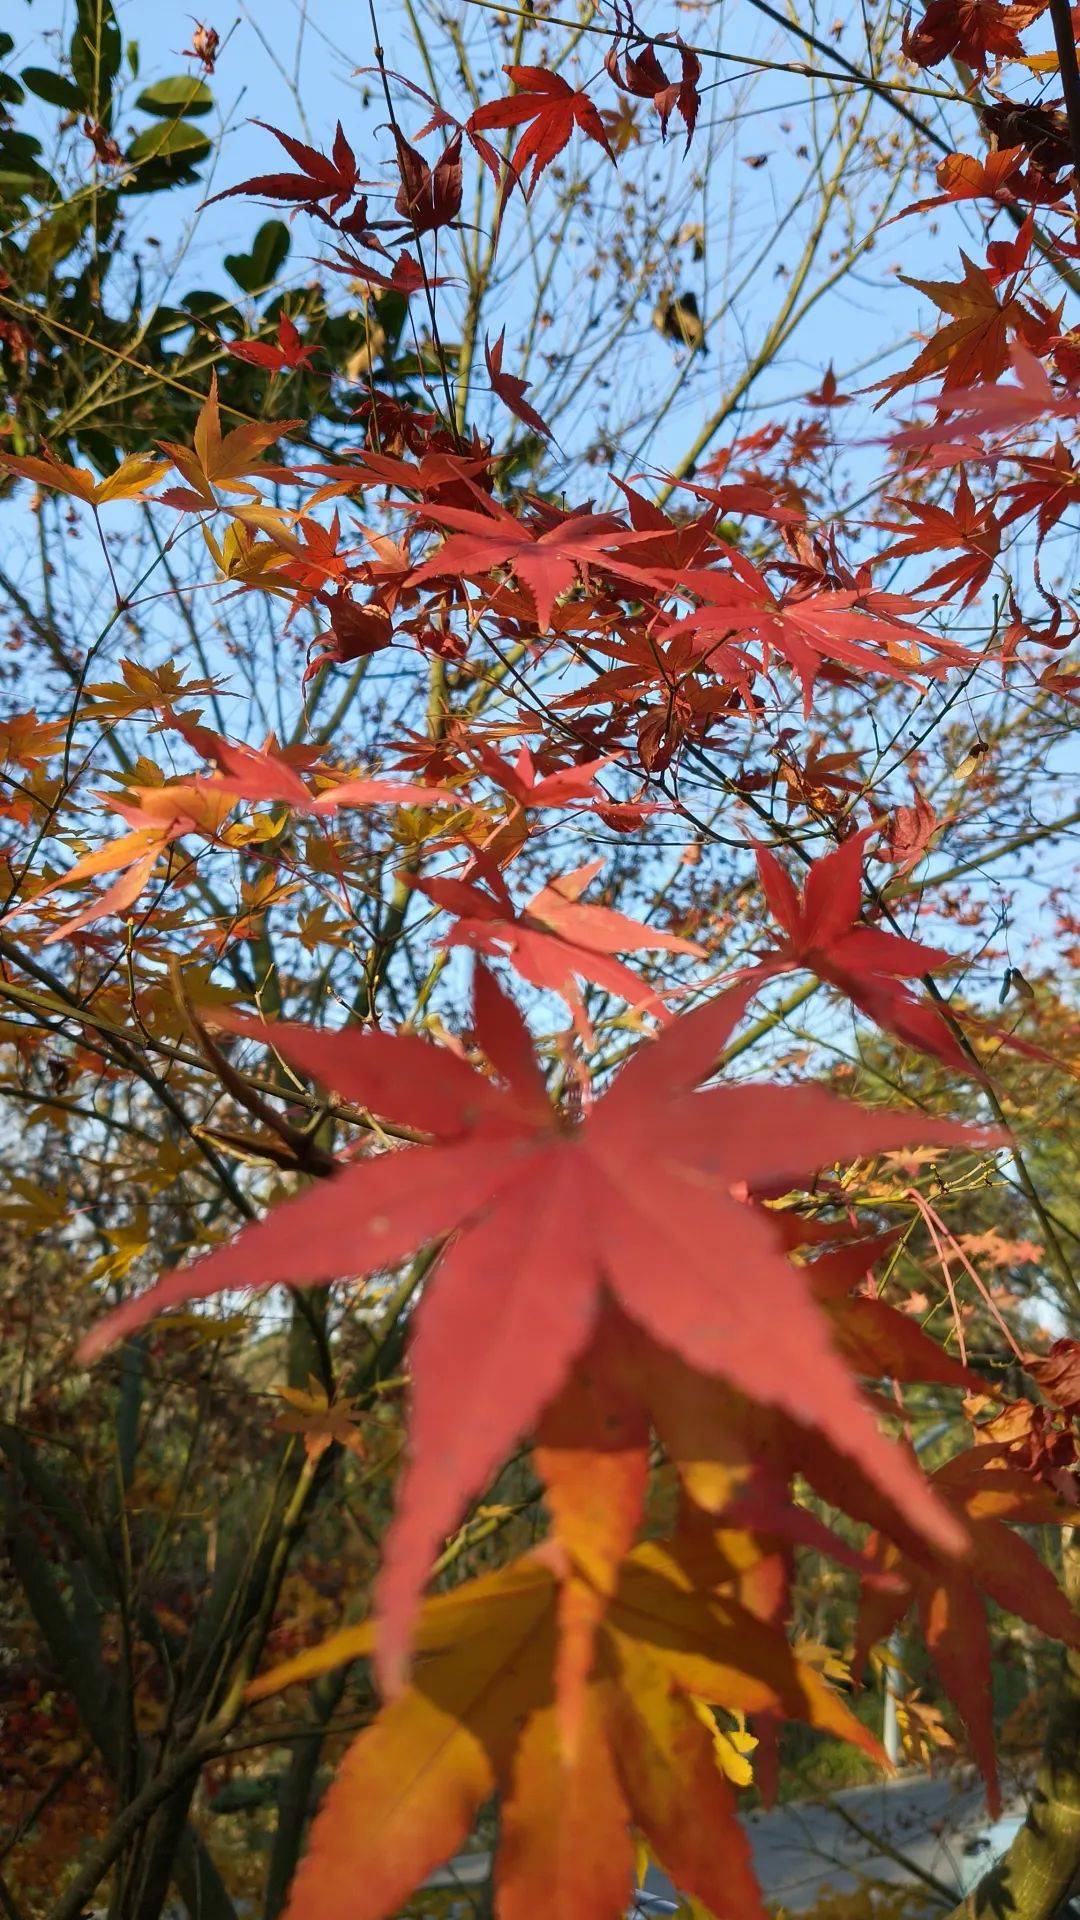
[903,1,1045,75]
[604,18,702,150]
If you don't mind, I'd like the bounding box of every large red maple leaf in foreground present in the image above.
[80,973,1000,1685]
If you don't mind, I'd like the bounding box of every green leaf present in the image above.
[0,34,14,61]
[2,131,45,165]
[135,75,213,118]
[0,163,57,207]
[20,67,83,111]
[182,290,244,335]
[25,203,87,286]
[375,288,410,357]
[127,119,211,165]
[70,0,122,115]
[0,74,24,110]
[0,172,37,201]
[145,303,196,340]
[224,220,291,293]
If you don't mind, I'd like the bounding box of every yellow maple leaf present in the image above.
[245,1536,881,1920]
[203,518,293,590]
[158,375,300,510]
[86,659,220,720]
[0,445,169,507]
[274,1377,368,1462]
[692,1698,759,1786]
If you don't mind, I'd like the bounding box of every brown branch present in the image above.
[0,931,254,1222]
[40,1727,225,1920]
[169,959,335,1178]
[1050,0,1080,187]
[747,0,1080,301]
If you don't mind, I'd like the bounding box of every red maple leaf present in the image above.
[392,130,462,235]
[228,313,320,374]
[468,67,616,197]
[879,786,938,875]
[80,970,998,1689]
[876,470,1002,607]
[170,715,451,815]
[408,490,636,629]
[322,246,445,296]
[469,739,616,811]
[304,594,393,680]
[1000,436,1080,546]
[605,30,702,150]
[882,251,1037,399]
[484,331,552,439]
[524,1233,988,1763]
[752,829,974,1071]
[651,551,972,708]
[858,1446,1080,1812]
[796,1229,986,1395]
[556,624,748,768]
[409,856,702,1032]
[600,479,740,580]
[204,120,363,215]
[894,341,1077,451]
[1023,1338,1080,1415]
[626,1309,1078,1817]
[903,0,1041,75]
[804,364,852,407]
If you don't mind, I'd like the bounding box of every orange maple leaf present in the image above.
[884,251,1034,397]
[17,783,234,942]
[247,1530,882,1920]
[157,374,300,511]
[275,1377,367,1462]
